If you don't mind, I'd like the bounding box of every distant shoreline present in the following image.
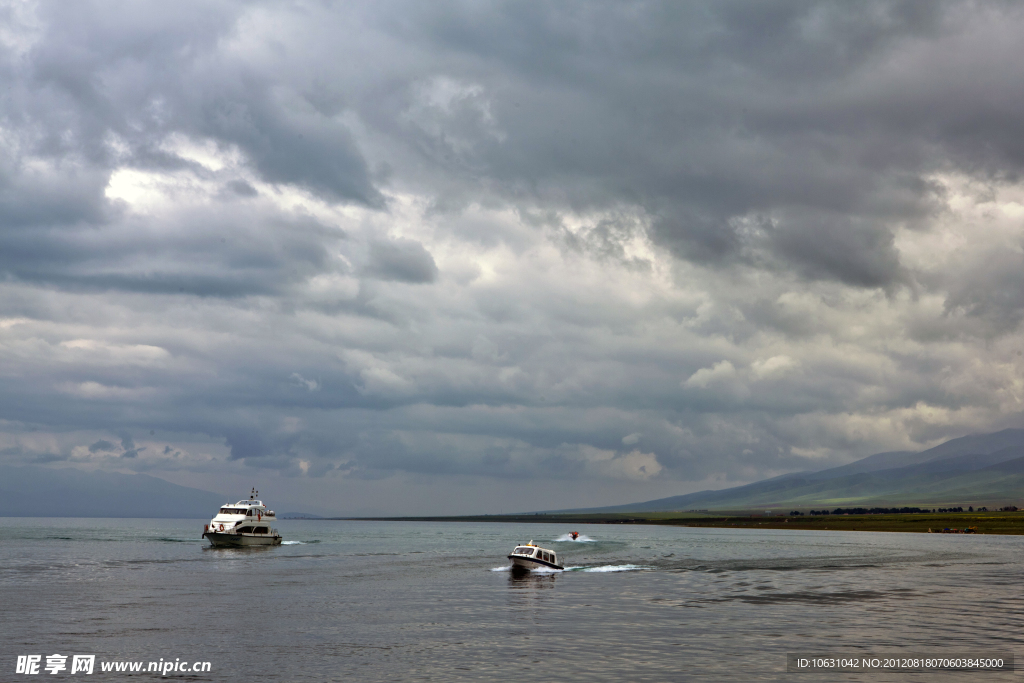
[315,511,1024,534]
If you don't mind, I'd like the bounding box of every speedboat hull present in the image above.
[508,555,563,571]
[204,532,282,547]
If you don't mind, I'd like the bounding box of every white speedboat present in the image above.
[203,489,282,547]
[508,541,563,570]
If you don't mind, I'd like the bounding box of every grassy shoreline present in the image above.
[323,511,1024,534]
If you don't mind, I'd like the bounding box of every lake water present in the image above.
[2,518,1022,681]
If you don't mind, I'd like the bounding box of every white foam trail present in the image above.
[579,564,645,573]
[494,563,643,573]
[553,533,596,542]
[281,540,305,545]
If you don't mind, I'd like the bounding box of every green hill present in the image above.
[562,429,1024,513]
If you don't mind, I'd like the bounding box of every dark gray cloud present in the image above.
[942,249,1024,337]
[2,1,1024,514]
[358,0,960,282]
[364,238,439,283]
[119,432,144,458]
[224,179,258,197]
[764,210,905,289]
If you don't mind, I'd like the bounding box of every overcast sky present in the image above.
[3,0,1024,515]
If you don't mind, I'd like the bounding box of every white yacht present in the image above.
[508,541,563,570]
[203,489,282,547]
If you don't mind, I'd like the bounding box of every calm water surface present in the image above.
[2,518,1022,681]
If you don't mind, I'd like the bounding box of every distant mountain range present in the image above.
[6,427,1024,517]
[564,428,1024,513]
[0,466,229,518]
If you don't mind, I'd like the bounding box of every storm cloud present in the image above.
[3,0,1024,514]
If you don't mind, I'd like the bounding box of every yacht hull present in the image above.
[204,532,282,547]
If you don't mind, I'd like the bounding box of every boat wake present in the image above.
[553,533,596,542]
[491,563,645,573]
[281,540,306,545]
[566,564,646,573]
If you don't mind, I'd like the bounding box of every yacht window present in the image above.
[254,527,269,534]
[239,527,252,533]
[543,553,550,562]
